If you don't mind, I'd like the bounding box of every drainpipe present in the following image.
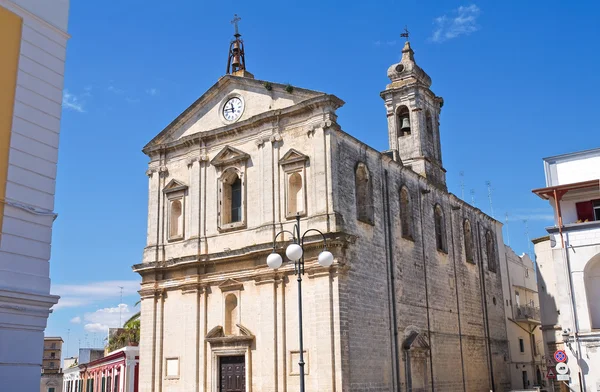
[417,183,434,392]
[449,206,467,391]
[476,221,496,391]
[554,189,586,391]
[383,169,401,391]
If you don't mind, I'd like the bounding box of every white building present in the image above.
[0,1,70,391]
[533,147,600,392]
[500,246,547,390]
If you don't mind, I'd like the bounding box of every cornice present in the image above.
[143,94,343,155]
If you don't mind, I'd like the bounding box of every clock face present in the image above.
[223,97,244,121]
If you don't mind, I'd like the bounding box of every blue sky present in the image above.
[46,0,600,358]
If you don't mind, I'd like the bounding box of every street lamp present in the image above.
[266,213,333,392]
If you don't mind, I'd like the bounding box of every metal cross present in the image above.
[231,14,241,36]
[400,25,410,41]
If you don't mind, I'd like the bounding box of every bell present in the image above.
[400,117,411,132]
[232,41,240,50]
[232,54,241,67]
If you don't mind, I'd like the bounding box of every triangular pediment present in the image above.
[217,278,244,292]
[210,146,250,168]
[163,179,188,194]
[144,75,331,153]
[279,148,309,166]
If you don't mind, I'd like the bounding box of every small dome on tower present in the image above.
[386,41,432,89]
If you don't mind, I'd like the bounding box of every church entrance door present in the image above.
[219,356,245,392]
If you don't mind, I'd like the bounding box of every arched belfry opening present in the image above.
[397,106,411,137]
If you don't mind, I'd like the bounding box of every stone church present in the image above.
[134,22,510,392]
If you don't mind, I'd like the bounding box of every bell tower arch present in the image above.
[381,39,446,190]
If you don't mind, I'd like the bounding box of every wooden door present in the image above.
[220,356,245,392]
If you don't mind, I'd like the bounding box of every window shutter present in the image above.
[576,201,594,221]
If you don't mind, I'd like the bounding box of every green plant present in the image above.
[263,82,272,91]
[285,84,294,93]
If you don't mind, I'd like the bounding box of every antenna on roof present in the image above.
[470,189,476,207]
[523,219,531,255]
[118,286,124,326]
[505,213,510,246]
[459,171,465,200]
[486,180,495,218]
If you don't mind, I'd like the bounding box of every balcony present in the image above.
[514,305,541,323]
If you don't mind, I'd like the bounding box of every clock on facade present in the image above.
[223,96,244,122]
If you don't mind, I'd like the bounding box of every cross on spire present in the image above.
[400,25,410,41]
[231,14,241,37]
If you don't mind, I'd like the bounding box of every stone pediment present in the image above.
[210,146,250,168]
[143,75,331,153]
[279,148,308,166]
[163,179,188,194]
[205,324,254,345]
[217,278,244,292]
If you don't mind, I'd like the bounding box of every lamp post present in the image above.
[266,213,334,392]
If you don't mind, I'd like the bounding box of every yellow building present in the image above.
[0,1,69,391]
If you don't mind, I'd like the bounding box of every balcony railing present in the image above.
[514,305,541,323]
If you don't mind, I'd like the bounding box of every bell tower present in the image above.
[226,14,254,78]
[381,36,446,190]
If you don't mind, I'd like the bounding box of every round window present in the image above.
[395,64,405,73]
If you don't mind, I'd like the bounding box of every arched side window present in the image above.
[169,200,183,239]
[584,253,600,329]
[224,293,238,335]
[400,186,413,240]
[434,204,447,252]
[288,172,303,216]
[463,219,474,263]
[355,162,374,224]
[397,105,411,137]
[486,230,497,272]
[221,169,243,225]
[425,110,433,135]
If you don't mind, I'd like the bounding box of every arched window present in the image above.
[425,110,433,135]
[224,293,238,335]
[221,169,243,224]
[584,253,600,329]
[288,172,303,216]
[434,205,447,252]
[486,230,497,272]
[169,199,183,239]
[397,106,411,137]
[463,219,474,263]
[400,186,413,239]
[355,162,374,224]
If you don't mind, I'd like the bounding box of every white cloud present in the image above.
[84,323,109,333]
[510,213,555,222]
[126,97,140,104]
[51,280,140,310]
[431,4,481,43]
[62,90,85,113]
[108,85,124,94]
[373,40,397,47]
[83,304,135,333]
[146,88,159,96]
[70,316,82,324]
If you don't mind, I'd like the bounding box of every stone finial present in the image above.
[401,41,415,63]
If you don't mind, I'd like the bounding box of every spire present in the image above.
[401,41,415,63]
[385,37,431,89]
[226,14,254,78]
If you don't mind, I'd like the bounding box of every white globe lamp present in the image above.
[286,243,303,261]
[267,252,283,269]
[318,250,334,267]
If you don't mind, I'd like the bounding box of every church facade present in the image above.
[134,28,510,392]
